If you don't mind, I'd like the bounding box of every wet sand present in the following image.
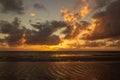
[0,51,120,80]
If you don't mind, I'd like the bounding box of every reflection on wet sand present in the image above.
[0,51,120,80]
[0,61,120,80]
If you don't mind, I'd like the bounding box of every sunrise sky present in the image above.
[0,0,120,51]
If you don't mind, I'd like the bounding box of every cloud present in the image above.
[63,21,90,39]
[84,40,106,47]
[0,18,67,46]
[26,21,66,45]
[0,0,24,14]
[109,40,120,47]
[33,3,46,10]
[95,0,111,8]
[63,24,81,39]
[0,17,25,46]
[86,0,120,40]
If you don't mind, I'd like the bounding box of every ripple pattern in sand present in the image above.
[0,62,119,80]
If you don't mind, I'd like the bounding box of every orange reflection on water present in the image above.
[51,53,91,58]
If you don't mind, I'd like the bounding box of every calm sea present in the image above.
[0,51,120,80]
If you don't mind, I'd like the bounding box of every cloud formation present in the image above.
[95,0,111,8]
[86,0,120,40]
[33,3,46,10]
[63,21,90,39]
[0,17,25,46]
[0,0,24,14]
[0,18,67,46]
[27,21,66,45]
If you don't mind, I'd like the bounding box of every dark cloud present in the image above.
[0,18,67,46]
[26,21,66,45]
[63,25,81,39]
[33,3,46,10]
[0,0,24,14]
[63,21,90,39]
[85,0,120,40]
[62,26,73,39]
[84,40,106,47]
[0,17,25,46]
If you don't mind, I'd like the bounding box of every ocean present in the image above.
[0,51,120,80]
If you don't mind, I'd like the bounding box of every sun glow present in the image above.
[30,12,36,17]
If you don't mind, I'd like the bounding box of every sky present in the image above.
[0,0,75,20]
[0,0,120,51]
